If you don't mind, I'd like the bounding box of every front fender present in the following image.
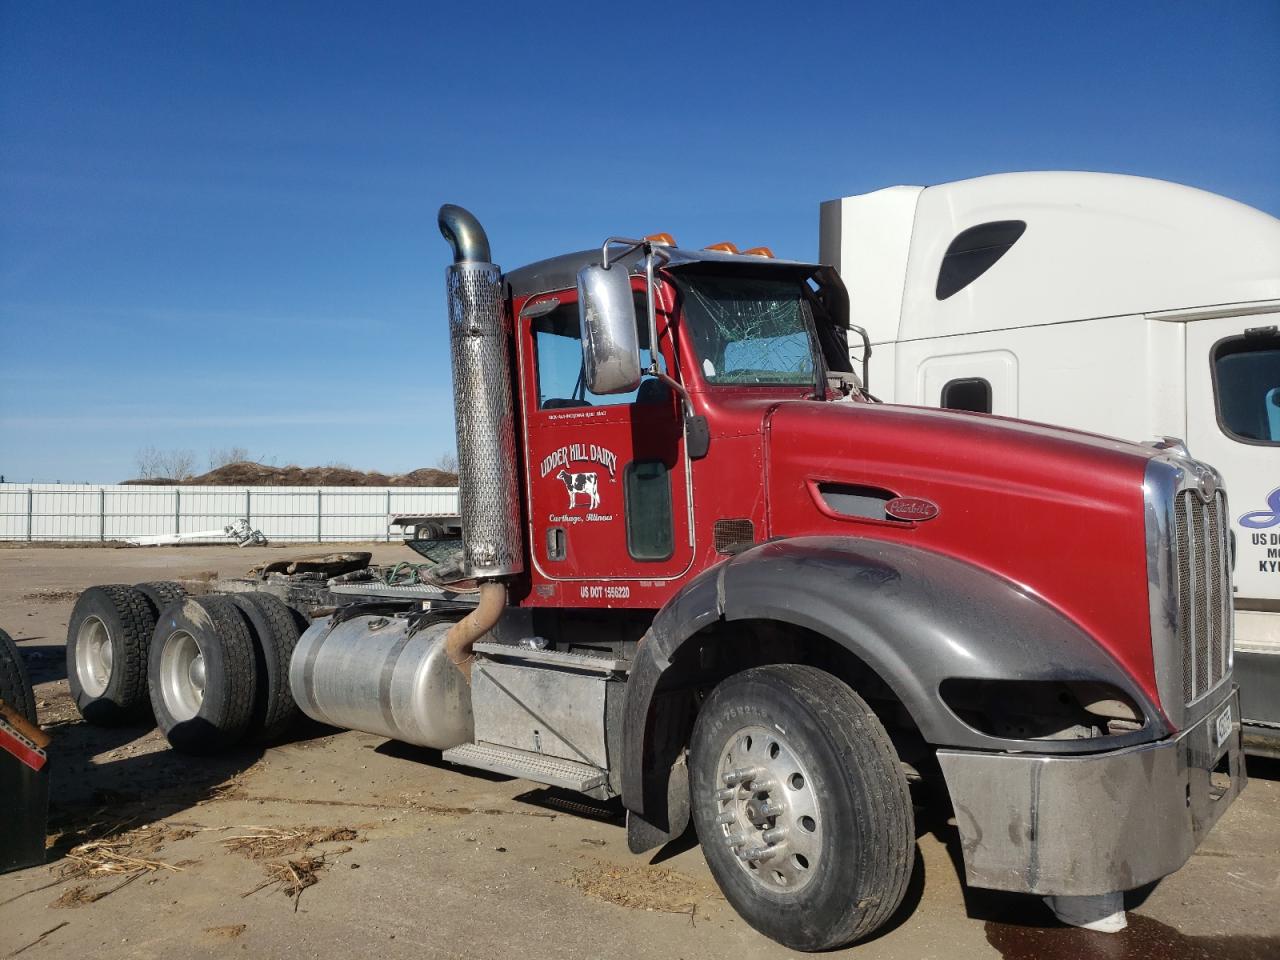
[621,536,1162,824]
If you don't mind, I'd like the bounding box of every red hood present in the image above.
[756,398,1159,705]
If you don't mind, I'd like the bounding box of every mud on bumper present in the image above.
[936,688,1246,896]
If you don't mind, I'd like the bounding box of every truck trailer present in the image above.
[64,203,1245,950]
[820,171,1280,756]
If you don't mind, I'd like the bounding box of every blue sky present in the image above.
[2,0,1278,482]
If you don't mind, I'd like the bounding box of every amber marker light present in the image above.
[644,232,677,246]
[704,241,740,254]
[743,246,775,258]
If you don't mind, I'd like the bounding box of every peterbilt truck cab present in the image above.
[821,171,1280,756]
[243,205,1249,951]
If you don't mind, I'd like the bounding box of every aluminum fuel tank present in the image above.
[289,615,473,750]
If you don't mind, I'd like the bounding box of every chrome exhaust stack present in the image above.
[438,204,522,680]
[438,204,524,581]
[283,206,518,729]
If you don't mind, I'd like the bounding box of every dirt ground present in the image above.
[0,544,1277,960]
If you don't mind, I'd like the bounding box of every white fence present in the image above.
[0,483,460,543]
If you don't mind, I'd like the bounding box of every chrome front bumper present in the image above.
[937,688,1246,896]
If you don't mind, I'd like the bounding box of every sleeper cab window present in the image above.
[1212,330,1280,445]
[531,295,653,410]
[941,377,992,413]
[935,221,1026,300]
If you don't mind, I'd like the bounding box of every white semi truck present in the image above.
[820,171,1280,754]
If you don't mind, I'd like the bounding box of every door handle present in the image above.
[546,526,566,561]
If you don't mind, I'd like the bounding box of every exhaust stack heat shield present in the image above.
[441,206,524,579]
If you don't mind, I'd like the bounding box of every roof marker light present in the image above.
[645,232,676,246]
[704,242,739,254]
[743,246,775,258]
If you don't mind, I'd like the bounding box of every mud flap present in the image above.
[627,752,690,854]
[0,708,50,874]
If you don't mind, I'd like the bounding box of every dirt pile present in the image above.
[567,861,713,915]
[123,462,458,487]
[22,589,79,602]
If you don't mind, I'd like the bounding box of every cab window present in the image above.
[1212,332,1280,445]
[941,377,992,413]
[936,220,1027,300]
[624,460,674,560]
[532,296,651,410]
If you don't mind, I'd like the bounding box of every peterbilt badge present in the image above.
[885,497,940,522]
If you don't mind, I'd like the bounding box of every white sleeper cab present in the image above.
[821,171,1280,754]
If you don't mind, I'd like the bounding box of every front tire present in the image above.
[689,664,914,951]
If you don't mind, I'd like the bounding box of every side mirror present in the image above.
[577,264,642,395]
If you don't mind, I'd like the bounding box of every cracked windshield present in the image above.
[674,274,817,385]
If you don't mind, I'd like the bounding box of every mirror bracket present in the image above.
[599,236,669,381]
[585,238,709,459]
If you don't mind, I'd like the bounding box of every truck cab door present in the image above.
[1185,316,1280,650]
[517,289,695,597]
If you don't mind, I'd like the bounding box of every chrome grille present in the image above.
[1173,489,1231,704]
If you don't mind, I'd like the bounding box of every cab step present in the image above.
[442,741,608,793]
[472,641,629,674]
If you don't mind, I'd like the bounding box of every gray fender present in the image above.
[621,535,1162,830]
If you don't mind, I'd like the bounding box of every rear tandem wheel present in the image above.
[148,595,258,754]
[66,585,156,725]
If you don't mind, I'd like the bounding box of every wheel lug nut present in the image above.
[715,811,737,825]
[758,801,783,818]
[740,845,778,863]
[761,827,787,844]
[723,767,761,787]
[715,787,737,801]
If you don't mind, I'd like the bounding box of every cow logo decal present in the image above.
[556,469,600,509]
[540,442,619,516]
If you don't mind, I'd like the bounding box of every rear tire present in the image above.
[66,585,156,725]
[228,592,304,741]
[135,580,188,619]
[0,627,37,726]
[149,596,257,754]
[689,664,914,951]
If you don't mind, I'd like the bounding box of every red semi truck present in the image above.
[66,205,1245,950]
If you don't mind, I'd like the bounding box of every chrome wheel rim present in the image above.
[159,630,205,721]
[75,615,113,697]
[713,725,822,893]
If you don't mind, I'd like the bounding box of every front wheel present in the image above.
[689,664,914,951]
